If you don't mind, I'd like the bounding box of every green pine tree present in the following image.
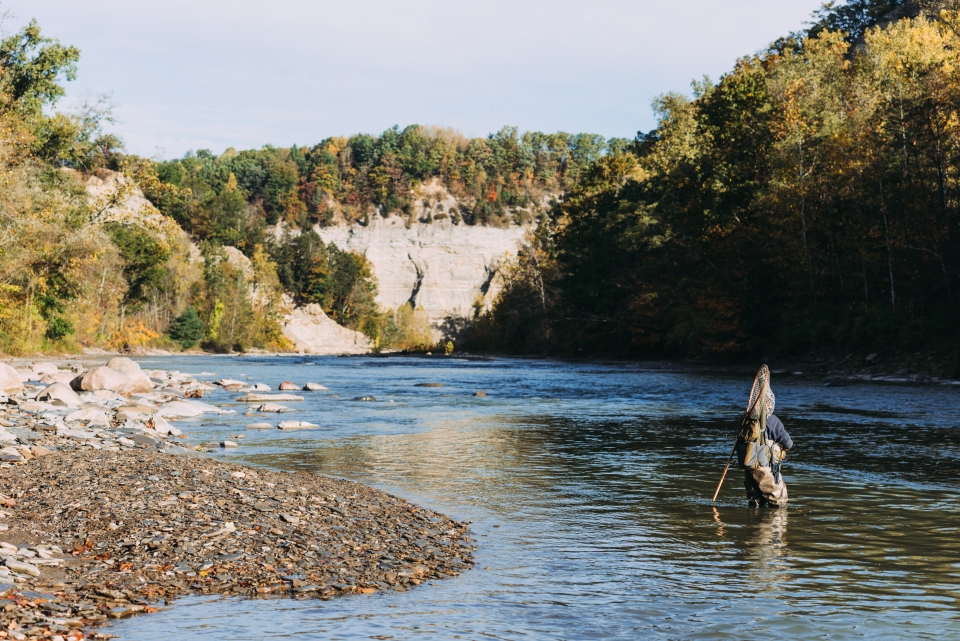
[168,307,204,349]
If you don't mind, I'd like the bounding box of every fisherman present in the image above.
[736,375,793,507]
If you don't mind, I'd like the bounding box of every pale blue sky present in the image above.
[9,1,825,158]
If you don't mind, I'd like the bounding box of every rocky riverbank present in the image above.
[0,359,475,640]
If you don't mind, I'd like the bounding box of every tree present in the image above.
[0,19,80,115]
[168,307,204,349]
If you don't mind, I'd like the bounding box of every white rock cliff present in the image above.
[317,215,531,335]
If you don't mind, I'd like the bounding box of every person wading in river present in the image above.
[736,374,793,507]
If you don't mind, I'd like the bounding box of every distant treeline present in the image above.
[465,0,960,374]
[141,127,623,251]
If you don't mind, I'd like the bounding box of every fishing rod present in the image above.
[711,364,768,502]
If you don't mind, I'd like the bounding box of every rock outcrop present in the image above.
[282,303,373,354]
[317,215,531,336]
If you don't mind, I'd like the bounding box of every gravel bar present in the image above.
[0,360,476,640]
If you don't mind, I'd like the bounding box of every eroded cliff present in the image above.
[317,216,532,337]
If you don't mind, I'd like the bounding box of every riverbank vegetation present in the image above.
[464,0,960,375]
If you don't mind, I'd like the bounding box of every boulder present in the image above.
[249,383,271,392]
[0,364,22,395]
[34,382,83,407]
[115,403,158,422]
[71,366,135,394]
[303,383,329,391]
[282,304,373,355]
[278,420,318,430]
[31,362,59,377]
[39,371,76,386]
[155,401,204,419]
[106,357,153,393]
[215,379,246,387]
[254,403,294,413]
[149,415,182,437]
[278,381,299,391]
[64,408,112,426]
[157,400,233,419]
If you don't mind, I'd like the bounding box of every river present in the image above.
[108,355,960,639]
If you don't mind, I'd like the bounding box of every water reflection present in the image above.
[110,355,960,640]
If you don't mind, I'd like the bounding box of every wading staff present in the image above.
[711,364,768,502]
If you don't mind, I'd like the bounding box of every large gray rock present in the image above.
[35,382,83,407]
[106,357,153,393]
[0,364,22,395]
[71,366,135,394]
[282,304,372,355]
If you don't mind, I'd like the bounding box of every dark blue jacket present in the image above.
[766,414,793,450]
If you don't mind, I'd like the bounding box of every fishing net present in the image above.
[746,364,775,420]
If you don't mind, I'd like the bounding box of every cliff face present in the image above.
[316,215,532,336]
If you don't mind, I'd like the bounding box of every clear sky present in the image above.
[8,0,826,158]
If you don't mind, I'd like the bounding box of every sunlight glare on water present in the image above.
[111,355,960,639]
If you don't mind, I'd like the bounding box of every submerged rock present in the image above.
[278,420,319,430]
[237,393,304,402]
[254,403,294,413]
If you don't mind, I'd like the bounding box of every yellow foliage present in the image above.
[107,319,160,352]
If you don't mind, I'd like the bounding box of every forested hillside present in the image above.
[466,0,960,373]
[0,16,613,355]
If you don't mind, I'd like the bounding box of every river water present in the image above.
[109,355,960,639]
